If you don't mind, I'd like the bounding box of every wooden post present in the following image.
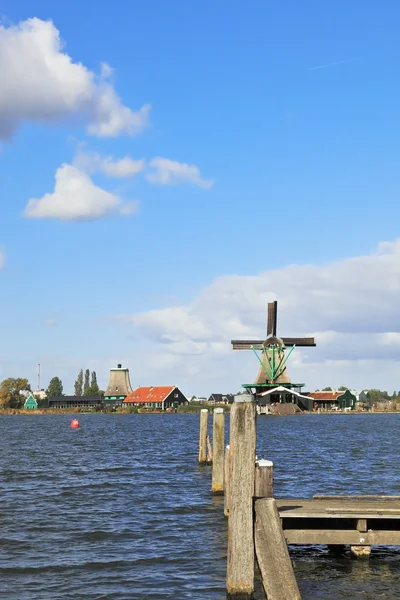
[224,444,231,517]
[206,435,213,465]
[255,498,301,600]
[212,407,225,494]
[198,409,208,465]
[226,395,256,599]
[254,459,274,498]
[350,519,371,558]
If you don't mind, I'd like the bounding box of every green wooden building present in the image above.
[24,394,38,410]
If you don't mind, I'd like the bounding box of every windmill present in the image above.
[231,300,316,394]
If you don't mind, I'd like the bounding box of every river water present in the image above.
[0,413,400,599]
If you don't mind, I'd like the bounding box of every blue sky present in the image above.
[1,1,400,395]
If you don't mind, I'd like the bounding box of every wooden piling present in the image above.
[212,408,225,495]
[224,445,231,517]
[206,435,213,465]
[254,459,274,499]
[226,395,256,599]
[255,498,302,600]
[350,519,371,558]
[198,409,208,465]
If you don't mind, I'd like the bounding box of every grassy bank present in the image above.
[0,403,230,415]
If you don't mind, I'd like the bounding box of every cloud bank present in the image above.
[116,240,400,394]
[0,18,150,139]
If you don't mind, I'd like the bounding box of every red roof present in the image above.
[307,391,343,401]
[124,386,175,404]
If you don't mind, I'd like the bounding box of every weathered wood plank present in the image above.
[255,498,301,600]
[283,529,400,545]
[277,499,400,519]
[314,495,400,500]
[226,396,256,599]
[212,408,225,495]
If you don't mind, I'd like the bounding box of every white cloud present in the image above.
[116,239,400,394]
[74,150,146,178]
[23,164,139,221]
[0,18,150,139]
[0,249,5,269]
[101,156,146,178]
[146,157,214,188]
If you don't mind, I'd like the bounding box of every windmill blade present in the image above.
[267,301,278,337]
[231,340,264,350]
[281,337,316,347]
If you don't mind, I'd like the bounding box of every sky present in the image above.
[1,1,400,396]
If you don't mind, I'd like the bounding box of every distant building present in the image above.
[104,364,133,407]
[257,386,313,412]
[124,386,187,410]
[24,394,38,410]
[31,389,47,400]
[307,389,357,410]
[207,393,235,404]
[190,396,208,403]
[48,396,102,409]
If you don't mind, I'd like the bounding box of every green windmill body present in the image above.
[231,301,316,395]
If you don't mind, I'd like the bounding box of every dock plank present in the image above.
[276,499,400,519]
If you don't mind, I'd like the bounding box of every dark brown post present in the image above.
[212,407,225,494]
[226,394,256,599]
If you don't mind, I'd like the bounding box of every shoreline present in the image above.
[0,408,399,416]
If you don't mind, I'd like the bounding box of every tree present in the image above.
[0,377,30,408]
[74,369,83,397]
[338,386,348,391]
[366,389,390,404]
[46,377,63,398]
[87,371,100,396]
[322,386,332,391]
[83,369,90,396]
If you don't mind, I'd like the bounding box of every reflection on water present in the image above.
[0,413,399,598]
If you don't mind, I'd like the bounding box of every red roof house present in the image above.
[307,390,356,410]
[123,386,187,409]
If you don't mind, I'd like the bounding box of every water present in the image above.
[0,413,400,599]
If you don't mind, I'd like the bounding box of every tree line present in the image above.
[73,369,102,397]
[316,387,400,404]
[0,369,103,409]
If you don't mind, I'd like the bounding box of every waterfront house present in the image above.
[307,389,357,411]
[24,394,38,410]
[48,396,102,409]
[190,396,208,403]
[124,386,187,410]
[257,386,313,412]
[207,393,235,404]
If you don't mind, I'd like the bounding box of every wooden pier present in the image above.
[276,496,400,547]
[199,397,400,600]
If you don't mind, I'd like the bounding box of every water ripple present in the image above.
[0,413,400,598]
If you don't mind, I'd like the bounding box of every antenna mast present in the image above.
[38,363,41,390]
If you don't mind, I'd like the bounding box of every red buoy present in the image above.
[70,419,80,429]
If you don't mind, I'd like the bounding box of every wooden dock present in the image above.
[199,400,400,600]
[276,497,400,546]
